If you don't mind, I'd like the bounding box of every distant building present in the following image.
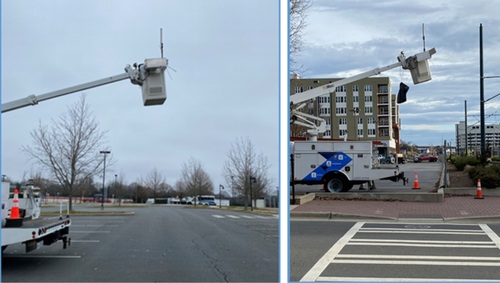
[455,121,500,156]
[290,77,401,156]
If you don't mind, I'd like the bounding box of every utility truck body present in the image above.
[1,181,71,253]
[292,140,404,192]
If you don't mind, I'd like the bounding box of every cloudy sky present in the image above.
[1,0,279,191]
[295,0,500,147]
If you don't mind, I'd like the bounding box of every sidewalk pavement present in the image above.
[290,193,500,222]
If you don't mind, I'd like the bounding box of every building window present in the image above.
[368,129,376,136]
[365,107,373,114]
[336,85,346,92]
[358,117,363,124]
[339,118,347,125]
[353,95,359,103]
[357,129,363,137]
[339,129,348,136]
[378,85,389,93]
[364,85,372,92]
[367,117,375,124]
[365,95,373,102]
[295,86,303,93]
[336,96,346,103]
[353,85,359,92]
[336,107,347,115]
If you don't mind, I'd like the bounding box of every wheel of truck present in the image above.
[325,175,352,193]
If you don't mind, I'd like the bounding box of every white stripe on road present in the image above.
[226,215,240,219]
[360,227,483,233]
[480,224,500,249]
[300,222,364,282]
[346,242,496,248]
[332,259,500,266]
[350,238,493,245]
[317,276,500,282]
[336,254,500,261]
[212,215,225,218]
[358,230,485,235]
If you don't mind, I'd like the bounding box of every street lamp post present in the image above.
[219,184,224,209]
[249,176,256,211]
[100,150,111,210]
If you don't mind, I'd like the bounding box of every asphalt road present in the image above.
[291,220,500,282]
[291,161,443,195]
[2,206,278,282]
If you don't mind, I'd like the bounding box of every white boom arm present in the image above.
[2,58,168,113]
[290,48,436,138]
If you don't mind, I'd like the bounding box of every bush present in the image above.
[450,155,480,171]
[469,165,500,189]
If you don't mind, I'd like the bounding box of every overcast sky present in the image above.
[1,0,279,191]
[295,0,500,147]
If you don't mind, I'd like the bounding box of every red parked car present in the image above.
[414,153,438,162]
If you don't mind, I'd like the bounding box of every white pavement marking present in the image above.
[300,222,364,282]
[346,242,496,248]
[336,254,500,261]
[349,239,493,244]
[226,215,240,219]
[317,276,500,282]
[212,215,225,218]
[360,227,483,233]
[480,224,500,250]
[331,259,500,266]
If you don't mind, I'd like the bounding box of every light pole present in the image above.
[114,174,118,205]
[249,176,256,211]
[100,150,111,210]
[219,184,224,208]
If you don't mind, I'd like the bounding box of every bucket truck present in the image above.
[290,48,436,192]
[2,57,169,252]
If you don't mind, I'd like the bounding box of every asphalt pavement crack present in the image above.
[191,239,229,282]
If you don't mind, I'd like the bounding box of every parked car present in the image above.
[414,153,438,162]
[378,155,395,164]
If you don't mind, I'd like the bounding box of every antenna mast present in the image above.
[422,23,426,52]
[160,28,164,58]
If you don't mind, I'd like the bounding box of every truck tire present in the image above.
[324,175,352,193]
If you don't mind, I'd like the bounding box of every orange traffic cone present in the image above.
[9,188,20,219]
[412,172,420,190]
[475,179,484,199]
[5,188,23,227]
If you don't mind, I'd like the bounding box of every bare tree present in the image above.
[22,95,109,211]
[180,158,214,201]
[223,137,272,209]
[141,168,169,198]
[290,0,311,74]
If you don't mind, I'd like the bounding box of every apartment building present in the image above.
[290,77,401,155]
[455,121,500,156]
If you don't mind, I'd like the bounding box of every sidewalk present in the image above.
[290,193,500,222]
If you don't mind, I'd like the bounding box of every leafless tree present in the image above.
[22,95,109,211]
[290,0,311,74]
[223,137,272,210]
[180,158,214,202]
[141,168,169,198]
